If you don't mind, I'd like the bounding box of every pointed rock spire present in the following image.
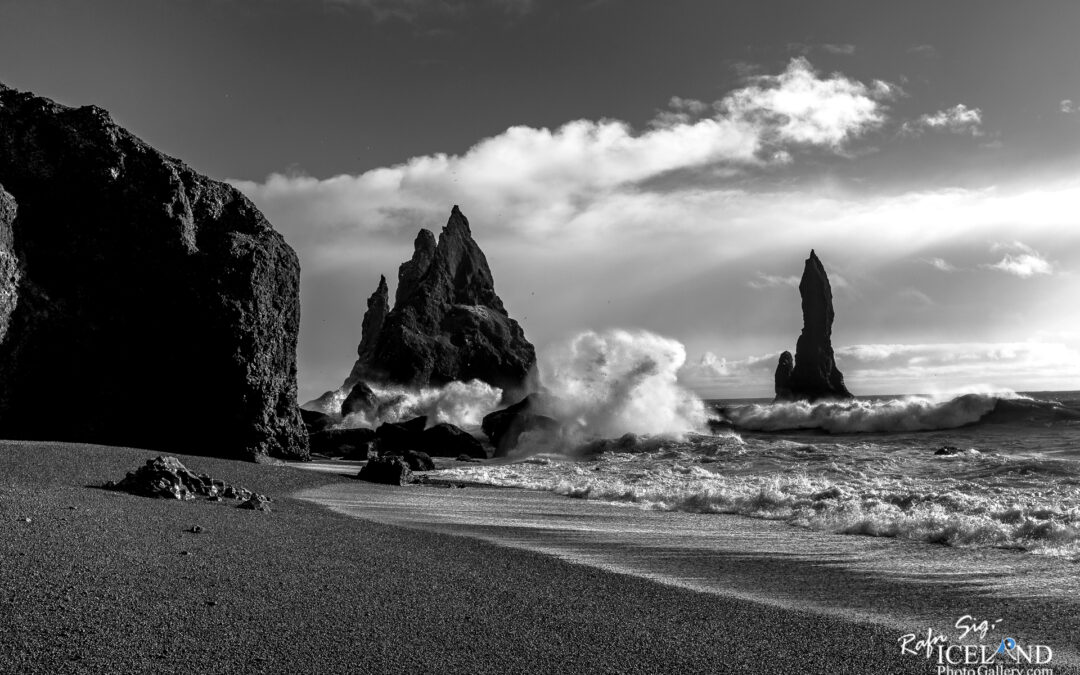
[774,250,853,401]
[345,206,536,399]
[357,274,388,363]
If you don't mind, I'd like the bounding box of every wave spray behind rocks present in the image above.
[538,329,707,442]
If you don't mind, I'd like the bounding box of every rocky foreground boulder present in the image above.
[106,456,269,505]
[343,206,536,402]
[0,84,307,460]
[774,250,853,402]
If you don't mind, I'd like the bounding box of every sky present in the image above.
[2,0,1080,400]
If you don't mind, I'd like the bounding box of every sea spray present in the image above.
[539,329,707,440]
[310,380,503,429]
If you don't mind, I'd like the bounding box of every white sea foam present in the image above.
[435,431,1080,556]
[720,389,1027,433]
[312,379,503,429]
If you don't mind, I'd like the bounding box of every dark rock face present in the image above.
[357,275,389,366]
[774,351,794,401]
[481,394,561,457]
[341,381,377,418]
[0,84,307,460]
[344,206,536,399]
[106,456,268,504]
[774,251,853,402]
[393,449,435,472]
[423,422,487,459]
[300,409,334,435]
[0,187,19,343]
[309,427,376,457]
[374,416,428,453]
[357,456,412,486]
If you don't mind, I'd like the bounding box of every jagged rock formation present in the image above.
[344,206,536,400]
[774,250,853,402]
[357,275,389,365]
[0,84,307,460]
[341,381,377,417]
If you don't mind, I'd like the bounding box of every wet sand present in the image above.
[0,442,1064,674]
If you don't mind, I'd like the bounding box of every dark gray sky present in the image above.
[4,0,1080,399]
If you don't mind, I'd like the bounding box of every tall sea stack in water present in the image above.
[0,84,308,460]
[343,206,536,400]
[774,250,853,402]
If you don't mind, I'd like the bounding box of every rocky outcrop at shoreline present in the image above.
[774,250,853,402]
[106,456,270,506]
[0,84,307,460]
[343,206,536,402]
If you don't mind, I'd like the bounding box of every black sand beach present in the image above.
[0,440,942,674]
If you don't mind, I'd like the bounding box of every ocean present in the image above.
[298,389,1080,668]
[430,390,1080,558]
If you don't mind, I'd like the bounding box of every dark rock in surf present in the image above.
[343,206,536,400]
[357,456,413,486]
[309,427,376,457]
[392,449,435,472]
[774,250,853,402]
[300,408,335,435]
[933,445,962,456]
[774,351,794,401]
[341,381,378,418]
[481,393,561,457]
[422,422,487,459]
[374,416,428,453]
[0,84,307,460]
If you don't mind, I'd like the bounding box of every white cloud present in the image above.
[1061,99,1077,114]
[983,241,1053,278]
[903,104,983,136]
[721,57,888,148]
[923,257,957,272]
[234,58,893,257]
[986,255,1053,278]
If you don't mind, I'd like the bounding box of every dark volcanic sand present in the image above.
[0,440,937,674]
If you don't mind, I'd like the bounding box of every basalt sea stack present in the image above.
[343,206,536,399]
[774,250,853,402]
[0,84,308,460]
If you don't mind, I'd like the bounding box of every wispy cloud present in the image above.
[747,273,800,290]
[983,242,1054,278]
[822,43,856,56]
[907,44,938,59]
[902,104,983,136]
[923,257,957,272]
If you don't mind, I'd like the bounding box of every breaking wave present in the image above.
[435,439,1080,556]
[714,390,1080,434]
[539,329,706,440]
